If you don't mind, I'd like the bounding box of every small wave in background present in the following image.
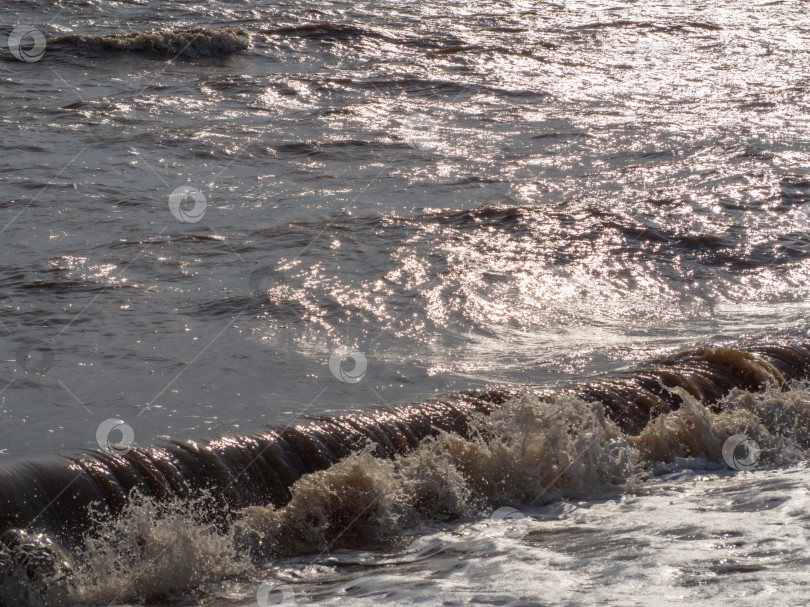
[50,27,250,57]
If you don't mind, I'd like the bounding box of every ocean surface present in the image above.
[2,0,810,605]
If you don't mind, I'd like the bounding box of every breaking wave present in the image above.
[2,343,810,605]
[51,27,250,57]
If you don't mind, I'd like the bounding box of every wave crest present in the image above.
[2,344,810,605]
[51,27,250,57]
[239,382,810,559]
[238,391,634,558]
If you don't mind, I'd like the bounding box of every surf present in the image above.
[49,27,250,57]
[1,343,809,604]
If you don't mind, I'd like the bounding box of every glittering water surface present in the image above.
[2,0,810,604]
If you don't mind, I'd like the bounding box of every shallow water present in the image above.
[2,0,810,604]
[272,466,810,607]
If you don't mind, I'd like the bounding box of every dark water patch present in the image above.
[18,280,130,295]
[780,179,810,205]
[260,23,471,53]
[270,139,407,160]
[260,22,403,45]
[109,234,226,248]
[532,130,590,141]
[685,22,724,32]
[325,76,546,102]
[424,204,529,231]
[0,270,134,296]
[195,293,311,322]
[573,20,722,34]
[197,75,261,94]
[425,44,550,62]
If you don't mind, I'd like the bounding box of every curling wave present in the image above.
[1,343,810,604]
